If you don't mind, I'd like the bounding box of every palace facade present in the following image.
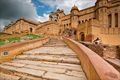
[2,0,120,45]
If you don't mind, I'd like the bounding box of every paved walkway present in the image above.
[0,38,87,80]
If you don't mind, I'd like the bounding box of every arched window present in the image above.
[55,20,57,22]
[108,14,112,28]
[78,21,81,24]
[115,13,118,27]
[30,28,32,33]
[74,30,76,35]
[105,9,106,12]
[82,20,84,23]
[64,24,65,30]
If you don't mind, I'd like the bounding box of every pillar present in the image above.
[118,12,120,28]
[111,13,115,28]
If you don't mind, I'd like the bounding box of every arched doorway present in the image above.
[74,30,76,35]
[79,32,84,41]
[30,28,32,33]
[81,34,84,41]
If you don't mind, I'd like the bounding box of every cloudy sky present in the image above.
[0,0,96,31]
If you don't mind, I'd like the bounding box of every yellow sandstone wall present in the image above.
[36,21,60,35]
[77,19,120,45]
[0,31,29,39]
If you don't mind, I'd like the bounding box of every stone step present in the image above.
[0,37,87,80]
[2,62,66,74]
[0,64,45,78]
[9,60,83,71]
[22,52,77,57]
[0,72,20,80]
[0,72,43,80]
[15,55,80,64]
[43,44,68,47]
[0,60,86,80]
[22,47,77,57]
[42,72,87,80]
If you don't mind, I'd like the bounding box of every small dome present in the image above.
[51,11,54,14]
[71,5,78,11]
[11,20,14,23]
[57,8,60,11]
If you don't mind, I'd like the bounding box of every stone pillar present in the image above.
[111,13,115,28]
[118,12,120,28]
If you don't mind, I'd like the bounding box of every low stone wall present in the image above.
[78,41,118,59]
[0,31,29,39]
[0,37,50,63]
[63,37,120,80]
[78,41,103,57]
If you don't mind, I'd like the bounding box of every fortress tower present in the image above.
[70,5,79,29]
[95,0,108,27]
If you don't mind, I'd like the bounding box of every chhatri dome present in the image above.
[71,5,78,11]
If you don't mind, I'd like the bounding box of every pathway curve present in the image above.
[0,38,87,80]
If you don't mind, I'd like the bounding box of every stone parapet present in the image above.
[63,37,120,80]
[0,37,50,63]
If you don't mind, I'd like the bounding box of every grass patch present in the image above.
[26,34,43,39]
[7,37,20,43]
[0,34,43,45]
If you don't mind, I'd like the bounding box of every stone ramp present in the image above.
[0,38,87,80]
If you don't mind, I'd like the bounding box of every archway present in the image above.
[74,30,76,35]
[30,28,32,33]
[79,32,84,41]
[81,34,84,41]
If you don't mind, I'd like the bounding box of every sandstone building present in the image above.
[1,0,120,45]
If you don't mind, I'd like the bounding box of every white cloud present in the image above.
[0,0,49,31]
[38,0,96,14]
[36,13,49,22]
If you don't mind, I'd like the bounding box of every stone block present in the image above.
[42,72,85,80]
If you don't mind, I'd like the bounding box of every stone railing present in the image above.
[0,37,50,63]
[63,37,120,80]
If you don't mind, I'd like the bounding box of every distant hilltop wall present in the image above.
[0,31,29,39]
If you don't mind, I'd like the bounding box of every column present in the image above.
[111,13,115,28]
[118,12,120,28]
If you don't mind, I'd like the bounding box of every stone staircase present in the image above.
[0,38,87,80]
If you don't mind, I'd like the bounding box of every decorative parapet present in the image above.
[0,37,50,63]
[63,37,120,80]
[78,19,100,30]
[100,27,120,34]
